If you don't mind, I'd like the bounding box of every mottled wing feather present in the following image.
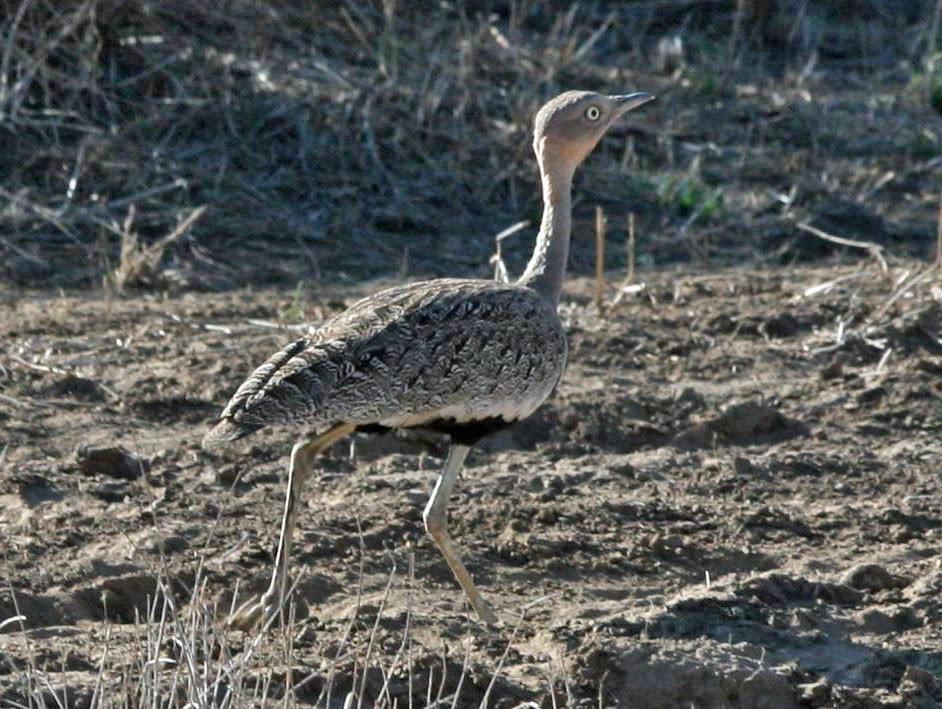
[203,278,565,447]
[218,337,307,422]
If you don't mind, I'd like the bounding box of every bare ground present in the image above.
[2,262,941,707]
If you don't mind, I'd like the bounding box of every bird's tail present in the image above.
[201,418,260,451]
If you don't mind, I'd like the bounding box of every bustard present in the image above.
[204,90,655,629]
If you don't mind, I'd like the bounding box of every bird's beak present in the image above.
[611,92,655,114]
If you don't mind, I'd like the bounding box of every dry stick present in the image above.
[871,267,939,324]
[935,190,942,269]
[930,0,942,59]
[491,220,529,283]
[542,661,559,709]
[626,212,636,285]
[447,627,474,709]
[570,11,615,64]
[594,206,607,316]
[0,0,33,110]
[357,557,397,709]
[728,0,746,63]
[8,354,66,375]
[106,179,188,211]
[408,551,415,709]
[0,185,85,247]
[3,0,96,121]
[320,519,368,708]
[371,550,416,707]
[434,648,449,705]
[0,236,49,269]
[4,581,38,703]
[796,222,888,274]
[478,612,527,708]
[282,597,297,709]
[150,204,208,256]
[609,213,643,309]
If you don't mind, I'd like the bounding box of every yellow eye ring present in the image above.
[585,106,602,121]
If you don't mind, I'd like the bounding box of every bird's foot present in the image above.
[226,592,281,632]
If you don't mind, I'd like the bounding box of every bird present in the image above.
[203,89,655,630]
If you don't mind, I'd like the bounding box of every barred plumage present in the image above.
[206,90,655,630]
[203,279,566,447]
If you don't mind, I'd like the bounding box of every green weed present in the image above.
[657,174,725,223]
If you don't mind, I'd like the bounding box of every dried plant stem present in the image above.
[728,0,746,64]
[594,206,607,316]
[626,212,636,285]
[930,0,942,59]
[796,222,888,274]
[935,190,942,269]
[491,220,529,283]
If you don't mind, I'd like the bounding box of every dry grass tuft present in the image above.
[111,204,206,291]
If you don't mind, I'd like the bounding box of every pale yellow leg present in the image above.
[423,444,499,626]
[228,422,355,631]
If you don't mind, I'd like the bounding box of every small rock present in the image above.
[733,456,758,476]
[762,312,802,338]
[857,607,918,634]
[215,464,241,485]
[798,676,831,703]
[840,563,910,592]
[88,481,131,503]
[819,357,843,381]
[738,572,862,606]
[75,445,147,480]
[42,375,106,402]
[149,534,188,554]
[858,386,886,404]
[671,399,806,451]
[916,358,942,375]
[609,459,636,477]
[899,665,942,702]
[401,488,427,507]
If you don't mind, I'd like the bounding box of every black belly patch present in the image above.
[421,416,515,445]
[357,417,514,446]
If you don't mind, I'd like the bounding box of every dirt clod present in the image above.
[840,564,911,592]
[671,400,806,451]
[74,445,147,480]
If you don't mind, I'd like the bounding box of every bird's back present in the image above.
[203,278,566,447]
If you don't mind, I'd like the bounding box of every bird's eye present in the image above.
[585,105,602,121]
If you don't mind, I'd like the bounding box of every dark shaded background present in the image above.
[1,0,940,290]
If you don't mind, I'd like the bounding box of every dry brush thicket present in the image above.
[1,0,940,289]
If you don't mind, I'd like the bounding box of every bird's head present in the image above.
[533,91,654,178]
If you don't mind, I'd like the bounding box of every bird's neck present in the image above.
[519,155,573,305]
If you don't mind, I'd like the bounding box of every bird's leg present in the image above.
[423,444,499,626]
[228,422,355,631]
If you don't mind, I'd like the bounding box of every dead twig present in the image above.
[625,212,636,286]
[869,266,939,325]
[491,220,529,283]
[796,222,888,274]
[594,206,607,316]
[935,190,942,270]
